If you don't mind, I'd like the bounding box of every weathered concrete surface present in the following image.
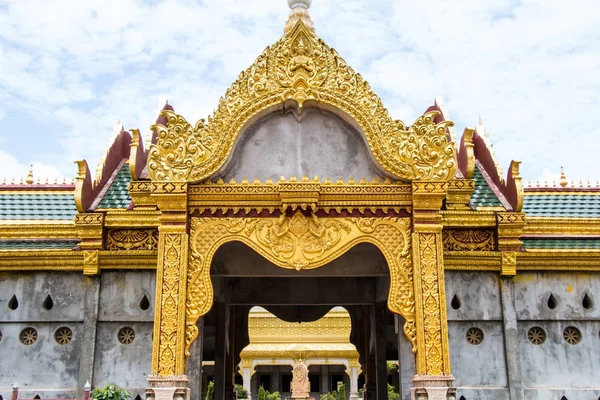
[78,276,101,395]
[92,321,153,397]
[445,271,502,321]
[499,278,523,400]
[98,271,155,322]
[220,109,385,182]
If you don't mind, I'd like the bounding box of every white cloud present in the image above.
[0,0,599,184]
[0,150,66,183]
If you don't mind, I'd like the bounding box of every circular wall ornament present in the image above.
[563,326,582,345]
[118,327,135,345]
[20,327,38,346]
[527,326,546,345]
[466,327,484,345]
[54,327,73,345]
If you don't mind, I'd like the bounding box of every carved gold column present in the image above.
[411,181,455,400]
[147,181,190,400]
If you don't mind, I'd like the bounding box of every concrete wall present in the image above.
[219,109,385,182]
[445,271,600,400]
[0,271,155,399]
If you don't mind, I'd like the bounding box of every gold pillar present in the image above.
[148,181,190,400]
[497,212,526,276]
[410,181,455,399]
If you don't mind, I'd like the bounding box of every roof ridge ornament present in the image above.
[285,0,314,34]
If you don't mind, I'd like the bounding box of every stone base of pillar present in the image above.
[410,375,455,400]
[349,394,359,400]
[146,375,190,400]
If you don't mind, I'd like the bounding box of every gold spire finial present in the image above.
[26,164,34,185]
[285,0,315,33]
[559,166,568,188]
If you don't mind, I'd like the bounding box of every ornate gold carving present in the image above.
[83,250,99,275]
[107,229,159,251]
[497,212,526,252]
[501,251,517,276]
[74,213,104,250]
[104,210,161,228]
[412,231,447,375]
[128,180,157,210]
[445,179,474,210]
[153,230,188,376]
[440,211,497,228]
[186,212,415,356]
[0,223,77,239]
[442,251,501,271]
[188,178,412,215]
[147,20,457,183]
[442,229,495,252]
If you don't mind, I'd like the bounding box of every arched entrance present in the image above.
[144,3,457,399]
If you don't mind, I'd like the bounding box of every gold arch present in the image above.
[147,20,457,183]
[185,212,415,356]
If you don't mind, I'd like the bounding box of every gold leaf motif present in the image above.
[147,20,457,183]
[107,229,159,251]
[442,229,495,252]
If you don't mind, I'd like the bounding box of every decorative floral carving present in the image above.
[442,229,495,251]
[415,233,445,375]
[185,213,415,356]
[153,232,188,376]
[147,20,456,183]
[107,229,159,251]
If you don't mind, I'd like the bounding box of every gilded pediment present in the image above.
[147,10,457,183]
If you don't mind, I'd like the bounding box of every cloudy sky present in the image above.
[0,0,599,184]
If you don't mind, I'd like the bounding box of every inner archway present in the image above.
[187,240,411,400]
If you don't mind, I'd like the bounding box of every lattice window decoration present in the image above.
[118,327,136,345]
[563,326,582,345]
[54,327,73,345]
[527,326,546,345]
[466,327,484,345]
[20,327,38,345]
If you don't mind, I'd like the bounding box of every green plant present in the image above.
[235,384,248,399]
[387,383,400,400]
[91,384,132,400]
[204,381,214,400]
[320,394,336,400]
[258,385,266,400]
[386,361,399,374]
[265,391,281,400]
[338,384,346,400]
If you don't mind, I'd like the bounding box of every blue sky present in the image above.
[1,0,599,184]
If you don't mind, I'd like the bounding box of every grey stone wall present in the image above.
[445,271,600,400]
[219,108,386,182]
[0,271,155,399]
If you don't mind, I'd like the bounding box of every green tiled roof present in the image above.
[523,194,600,217]
[0,193,77,220]
[470,165,504,208]
[0,240,79,250]
[522,238,600,250]
[97,164,132,209]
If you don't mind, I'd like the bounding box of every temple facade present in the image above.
[1,1,599,400]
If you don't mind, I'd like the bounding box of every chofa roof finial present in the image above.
[285,0,315,34]
[559,166,568,188]
[26,164,34,185]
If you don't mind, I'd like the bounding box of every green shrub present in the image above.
[338,384,346,400]
[235,384,248,399]
[265,391,281,400]
[91,384,132,400]
[387,383,400,400]
[258,385,266,400]
[204,381,214,400]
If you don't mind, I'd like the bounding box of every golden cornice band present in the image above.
[146,20,457,183]
[186,212,416,356]
[0,223,77,239]
[187,177,413,214]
